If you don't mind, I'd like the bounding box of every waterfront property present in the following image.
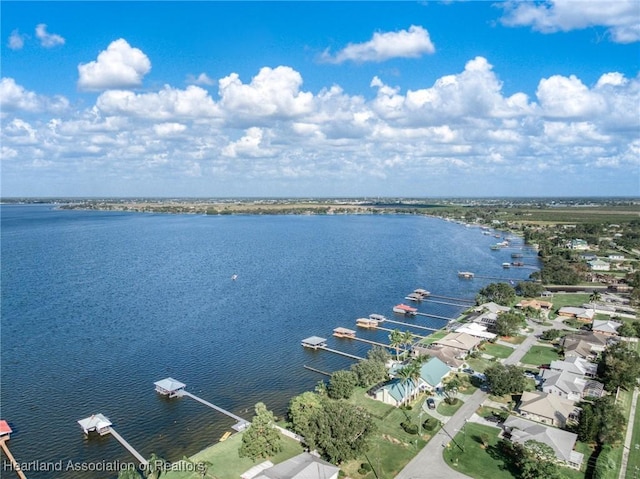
[412,344,465,369]
[502,416,584,469]
[244,452,340,479]
[433,332,482,356]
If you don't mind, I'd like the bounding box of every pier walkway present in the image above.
[383,318,440,332]
[319,346,364,360]
[108,428,149,468]
[428,294,474,304]
[0,438,27,479]
[415,312,454,321]
[423,298,472,308]
[350,336,403,351]
[376,325,425,338]
[179,391,247,425]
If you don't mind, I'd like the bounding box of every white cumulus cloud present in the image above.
[500,0,640,43]
[186,73,215,86]
[78,39,151,91]
[537,74,606,118]
[35,24,65,48]
[8,30,25,50]
[0,77,69,114]
[322,25,435,64]
[222,127,276,158]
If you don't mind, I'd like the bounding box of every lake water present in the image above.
[1,205,538,478]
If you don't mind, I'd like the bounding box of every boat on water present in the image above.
[511,253,523,258]
[490,244,501,250]
[512,261,524,267]
[502,262,511,268]
[458,271,474,279]
[369,313,387,322]
[414,288,430,297]
[393,304,417,315]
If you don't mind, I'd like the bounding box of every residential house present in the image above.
[370,378,419,407]
[589,259,610,271]
[591,319,622,336]
[433,332,482,356]
[502,416,584,469]
[517,391,580,428]
[450,322,497,340]
[569,239,589,250]
[608,254,625,261]
[412,344,465,370]
[244,452,340,479]
[557,307,595,322]
[561,332,610,360]
[516,299,553,311]
[418,357,451,391]
[539,369,604,401]
[476,302,512,315]
[548,357,598,378]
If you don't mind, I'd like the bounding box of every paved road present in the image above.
[619,387,639,479]
[395,321,546,479]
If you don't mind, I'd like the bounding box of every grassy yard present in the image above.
[549,293,591,311]
[444,422,591,479]
[420,330,448,345]
[339,390,435,478]
[466,357,495,373]
[162,432,304,479]
[520,344,561,366]
[499,335,526,345]
[481,343,515,359]
[611,388,635,479]
[436,398,464,416]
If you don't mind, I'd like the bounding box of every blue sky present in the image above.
[1,1,639,197]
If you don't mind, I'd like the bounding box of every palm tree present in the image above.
[389,329,404,361]
[589,291,602,313]
[396,366,414,406]
[407,361,422,402]
[402,330,415,359]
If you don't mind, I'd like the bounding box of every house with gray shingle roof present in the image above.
[517,391,580,428]
[248,452,339,479]
[591,319,622,336]
[503,416,584,469]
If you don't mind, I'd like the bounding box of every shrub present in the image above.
[400,421,419,434]
[422,418,438,431]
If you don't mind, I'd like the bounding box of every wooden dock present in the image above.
[414,311,454,321]
[303,365,332,377]
[382,318,440,332]
[319,346,364,360]
[0,438,27,479]
[423,298,472,308]
[428,294,475,304]
[108,428,149,468]
[350,336,405,351]
[179,391,248,425]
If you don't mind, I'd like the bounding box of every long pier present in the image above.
[415,311,454,321]
[382,318,441,332]
[319,346,364,360]
[428,294,475,304]
[108,428,149,468]
[179,391,247,425]
[0,438,27,479]
[303,365,331,377]
[423,298,473,308]
[471,275,525,282]
[350,336,406,351]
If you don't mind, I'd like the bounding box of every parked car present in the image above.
[426,398,436,409]
[462,368,474,374]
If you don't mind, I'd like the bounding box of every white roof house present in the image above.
[591,319,622,336]
[557,307,595,321]
[250,452,340,479]
[476,302,511,314]
[503,416,584,469]
[453,322,497,340]
[588,259,610,271]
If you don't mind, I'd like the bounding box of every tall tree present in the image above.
[485,364,526,396]
[367,345,391,364]
[239,402,282,461]
[351,358,388,388]
[598,342,640,391]
[396,365,415,406]
[389,329,404,361]
[476,283,516,306]
[288,391,323,439]
[305,399,376,464]
[493,311,526,336]
[327,370,358,400]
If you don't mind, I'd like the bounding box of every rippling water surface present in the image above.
[1,205,538,477]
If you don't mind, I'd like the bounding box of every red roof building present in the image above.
[0,420,13,437]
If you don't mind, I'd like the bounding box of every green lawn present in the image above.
[420,330,448,345]
[162,432,304,479]
[481,343,515,359]
[444,423,590,479]
[466,357,494,373]
[611,388,635,479]
[437,398,464,416]
[520,345,561,366]
[549,293,591,311]
[443,423,514,479]
[499,335,526,345]
[340,390,435,478]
